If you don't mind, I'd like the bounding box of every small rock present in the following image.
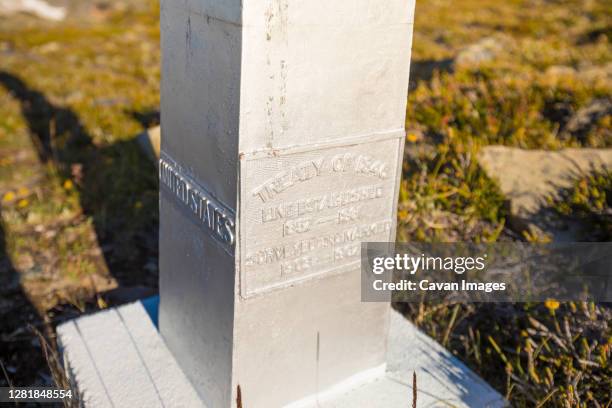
[560,98,612,144]
[136,125,161,162]
[454,36,509,68]
[0,0,66,21]
[85,273,116,293]
[478,146,612,241]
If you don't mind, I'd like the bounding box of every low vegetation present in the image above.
[0,1,160,387]
[551,167,612,241]
[0,0,609,405]
[399,0,611,406]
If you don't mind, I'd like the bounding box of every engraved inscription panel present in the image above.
[160,153,236,252]
[240,137,402,296]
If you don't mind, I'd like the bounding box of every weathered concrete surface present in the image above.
[294,310,507,408]
[384,309,507,408]
[478,146,612,239]
[57,301,203,408]
[59,302,506,407]
[159,0,415,406]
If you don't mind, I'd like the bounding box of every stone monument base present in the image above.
[57,298,506,407]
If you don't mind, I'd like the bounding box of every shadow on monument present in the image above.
[0,71,159,294]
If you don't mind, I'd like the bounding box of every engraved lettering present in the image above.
[252,159,324,203]
[242,138,401,296]
[244,220,391,267]
[223,218,235,244]
[311,158,324,176]
[334,243,360,261]
[281,256,313,276]
[331,153,387,179]
[252,156,387,204]
[283,218,312,236]
[261,185,383,223]
[160,157,236,247]
[338,206,359,223]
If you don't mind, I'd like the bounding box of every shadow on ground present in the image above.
[0,210,47,387]
[0,71,159,385]
[409,58,455,88]
[0,71,159,288]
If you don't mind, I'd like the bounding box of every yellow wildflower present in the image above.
[2,191,15,203]
[407,133,419,143]
[63,179,74,190]
[544,298,560,312]
[17,199,29,208]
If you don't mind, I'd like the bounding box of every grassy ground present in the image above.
[0,1,160,387]
[400,0,611,406]
[0,0,610,406]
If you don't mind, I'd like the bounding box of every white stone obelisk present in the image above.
[159,0,415,406]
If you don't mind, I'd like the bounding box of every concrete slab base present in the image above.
[57,299,506,407]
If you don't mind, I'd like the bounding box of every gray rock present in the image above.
[478,146,612,240]
[454,37,509,68]
[561,98,612,144]
[0,0,66,21]
[136,125,160,162]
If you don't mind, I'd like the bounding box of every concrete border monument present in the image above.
[57,1,507,406]
[159,0,413,406]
